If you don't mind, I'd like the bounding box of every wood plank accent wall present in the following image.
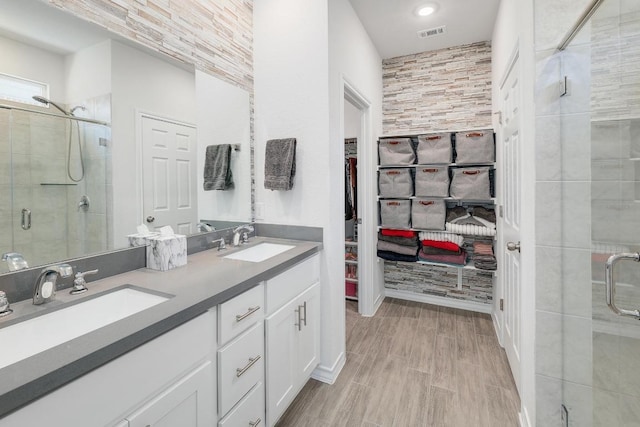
[46,0,253,91]
[382,41,492,135]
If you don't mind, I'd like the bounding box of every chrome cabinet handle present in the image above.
[506,241,520,252]
[236,306,260,322]
[249,418,262,426]
[295,307,302,331]
[301,301,307,327]
[605,252,640,319]
[21,208,31,230]
[236,355,261,377]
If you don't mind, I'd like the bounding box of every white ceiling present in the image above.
[348,0,501,59]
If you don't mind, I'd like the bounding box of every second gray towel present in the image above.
[265,138,296,191]
[203,144,234,191]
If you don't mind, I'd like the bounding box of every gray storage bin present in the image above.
[379,199,411,228]
[378,168,413,197]
[411,199,446,230]
[414,166,449,197]
[455,131,495,164]
[378,138,415,165]
[449,167,491,200]
[417,133,452,164]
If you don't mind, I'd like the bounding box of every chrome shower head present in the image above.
[32,95,69,115]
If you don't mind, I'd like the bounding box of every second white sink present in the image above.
[223,243,295,263]
[0,286,170,370]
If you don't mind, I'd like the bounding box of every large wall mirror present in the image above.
[0,0,252,273]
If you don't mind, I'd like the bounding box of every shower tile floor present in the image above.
[276,298,520,427]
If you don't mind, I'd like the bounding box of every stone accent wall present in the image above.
[384,261,493,304]
[47,0,253,91]
[382,41,492,135]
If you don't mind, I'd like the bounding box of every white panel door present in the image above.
[141,115,197,234]
[499,52,522,393]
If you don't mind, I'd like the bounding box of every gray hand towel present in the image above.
[265,138,296,190]
[203,144,234,191]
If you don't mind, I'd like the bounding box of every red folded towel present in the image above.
[421,239,461,252]
[381,229,416,238]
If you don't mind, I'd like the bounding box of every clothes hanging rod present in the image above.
[0,103,110,126]
[557,0,605,51]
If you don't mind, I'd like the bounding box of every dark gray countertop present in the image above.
[0,237,321,418]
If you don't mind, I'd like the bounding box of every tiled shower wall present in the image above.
[47,0,253,92]
[382,41,492,135]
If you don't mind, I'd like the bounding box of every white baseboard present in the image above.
[311,351,346,385]
[519,405,532,427]
[385,289,492,314]
[492,311,504,347]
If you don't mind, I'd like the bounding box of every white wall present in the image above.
[328,0,385,321]
[110,40,196,246]
[344,99,360,139]
[64,39,111,105]
[0,35,66,105]
[254,0,383,381]
[195,70,251,223]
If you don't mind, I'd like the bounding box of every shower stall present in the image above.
[0,96,111,273]
[534,0,640,425]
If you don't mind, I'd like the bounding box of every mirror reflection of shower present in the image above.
[32,95,86,182]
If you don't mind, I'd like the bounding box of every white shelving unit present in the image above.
[377,130,497,312]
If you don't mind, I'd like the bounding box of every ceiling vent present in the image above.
[417,25,446,39]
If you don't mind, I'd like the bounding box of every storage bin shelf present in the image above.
[378,196,495,203]
[345,260,358,265]
[345,278,359,283]
[345,241,358,247]
[378,162,495,169]
[345,296,359,301]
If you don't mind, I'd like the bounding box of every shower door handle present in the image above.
[605,252,640,319]
[21,208,31,230]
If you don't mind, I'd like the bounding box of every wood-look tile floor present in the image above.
[276,298,520,427]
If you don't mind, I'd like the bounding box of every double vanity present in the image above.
[0,236,322,427]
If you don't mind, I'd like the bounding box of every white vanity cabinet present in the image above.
[265,254,320,427]
[1,310,217,427]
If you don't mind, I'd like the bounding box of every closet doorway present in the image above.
[343,79,382,317]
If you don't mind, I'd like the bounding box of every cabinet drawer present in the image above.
[218,382,265,427]
[266,254,320,314]
[218,322,265,416]
[219,284,264,346]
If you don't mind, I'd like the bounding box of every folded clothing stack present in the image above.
[377,229,419,262]
[418,232,467,266]
[445,206,496,237]
[473,241,497,270]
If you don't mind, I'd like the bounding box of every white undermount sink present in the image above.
[223,242,295,263]
[0,286,170,370]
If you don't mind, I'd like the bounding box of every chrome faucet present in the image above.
[0,291,12,317]
[33,264,73,305]
[70,269,99,295]
[2,252,29,271]
[211,237,227,251]
[232,224,254,246]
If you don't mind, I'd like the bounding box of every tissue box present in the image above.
[146,234,187,271]
[127,232,160,247]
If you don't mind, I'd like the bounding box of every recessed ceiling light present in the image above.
[415,3,438,17]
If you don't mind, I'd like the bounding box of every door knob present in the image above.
[146,216,155,223]
[506,241,520,252]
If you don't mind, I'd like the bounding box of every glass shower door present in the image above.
[560,1,640,425]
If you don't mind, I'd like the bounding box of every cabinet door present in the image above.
[265,298,298,427]
[296,282,320,381]
[126,361,214,427]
